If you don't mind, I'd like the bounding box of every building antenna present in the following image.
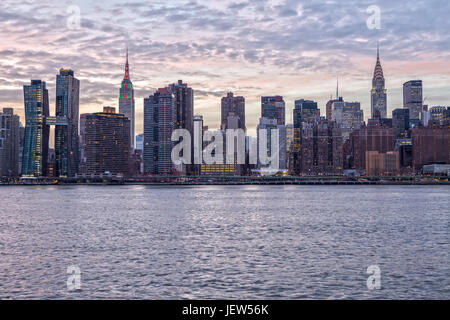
[336,76,339,100]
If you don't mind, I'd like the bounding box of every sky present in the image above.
[0,0,449,137]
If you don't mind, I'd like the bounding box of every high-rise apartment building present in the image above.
[83,107,130,176]
[298,119,343,176]
[143,88,176,175]
[55,68,80,177]
[22,80,50,177]
[0,108,20,177]
[221,92,245,130]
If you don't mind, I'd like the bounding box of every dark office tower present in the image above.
[371,45,387,119]
[392,108,410,138]
[294,99,319,122]
[119,48,135,150]
[84,107,130,176]
[168,80,193,135]
[403,80,423,120]
[55,69,80,178]
[261,96,285,125]
[22,80,50,177]
[221,92,245,130]
[144,88,176,175]
[0,108,20,177]
[168,80,194,174]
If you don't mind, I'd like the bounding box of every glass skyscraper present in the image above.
[55,69,80,177]
[261,96,285,125]
[403,80,423,120]
[22,80,50,177]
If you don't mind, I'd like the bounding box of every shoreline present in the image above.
[1,180,449,186]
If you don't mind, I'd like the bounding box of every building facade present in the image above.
[0,108,20,177]
[392,108,410,138]
[403,80,423,121]
[298,119,343,176]
[143,88,176,175]
[348,120,395,172]
[365,151,400,176]
[261,96,285,125]
[257,117,287,173]
[83,107,130,176]
[221,92,245,130]
[411,125,450,171]
[333,101,364,140]
[22,80,50,177]
[55,69,80,177]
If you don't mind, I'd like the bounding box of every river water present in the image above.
[0,185,448,299]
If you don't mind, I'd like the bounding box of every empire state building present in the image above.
[119,48,135,149]
[371,45,387,119]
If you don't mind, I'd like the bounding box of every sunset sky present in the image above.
[1,0,449,137]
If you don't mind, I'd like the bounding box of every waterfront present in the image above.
[0,185,449,299]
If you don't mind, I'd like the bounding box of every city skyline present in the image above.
[0,0,449,139]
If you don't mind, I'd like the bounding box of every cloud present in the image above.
[0,0,448,137]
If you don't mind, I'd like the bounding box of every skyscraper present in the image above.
[261,96,285,125]
[119,48,135,150]
[168,80,194,174]
[221,92,245,130]
[371,45,387,119]
[333,101,364,140]
[22,80,50,177]
[392,108,410,138]
[144,88,176,175]
[83,107,130,176]
[168,80,194,135]
[294,99,319,122]
[0,108,20,177]
[403,80,423,120]
[55,68,80,177]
